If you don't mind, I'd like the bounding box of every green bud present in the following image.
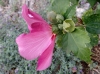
[47,11,57,23]
[63,19,75,32]
[58,24,63,30]
[52,25,59,34]
[56,14,64,23]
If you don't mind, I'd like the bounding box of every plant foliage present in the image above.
[0,0,100,73]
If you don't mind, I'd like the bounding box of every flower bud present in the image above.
[52,25,59,34]
[63,19,75,32]
[58,24,63,30]
[56,14,64,23]
[47,11,57,23]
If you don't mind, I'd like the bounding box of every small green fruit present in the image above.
[63,19,75,32]
[47,11,57,23]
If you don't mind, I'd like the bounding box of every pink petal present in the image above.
[16,32,53,60]
[22,4,51,32]
[37,34,56,71]
[22,4,46,21]
[29,22,51,33]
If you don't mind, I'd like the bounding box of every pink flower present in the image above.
[16,4,56,71]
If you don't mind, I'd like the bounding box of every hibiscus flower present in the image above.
[16,4,56,71]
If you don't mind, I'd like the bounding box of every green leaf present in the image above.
[88,33,99,46]
[95,4,100,14]
[70,0,79,4]
[64,4,76,19]
[62,27,91,63]
[82,9,93,20]
[51,0,70,15]
[77,47,91,63]
[83,14,100,34]
[87,0,97,7]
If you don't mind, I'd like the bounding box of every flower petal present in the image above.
[28,22,52,33]
[22,4,45,23]
[16,32,52,60]
[37,34,56,71]
[22,4,51,31]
